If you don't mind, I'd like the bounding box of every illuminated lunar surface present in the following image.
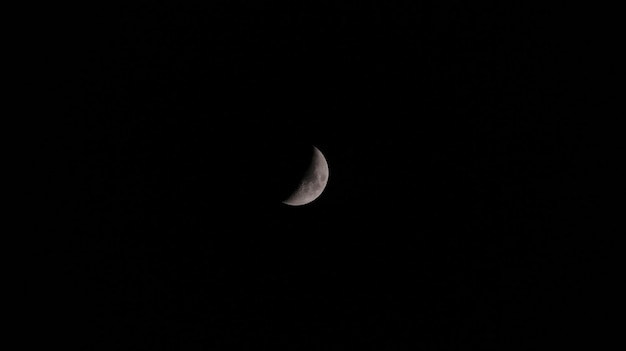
[282,146,329,206]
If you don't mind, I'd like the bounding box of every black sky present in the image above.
[46,1,603,350]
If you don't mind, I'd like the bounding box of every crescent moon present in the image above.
[282,146,329,206]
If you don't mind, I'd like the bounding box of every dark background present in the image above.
[42,1,605,350]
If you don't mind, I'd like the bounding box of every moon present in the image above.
[282,146,329,206]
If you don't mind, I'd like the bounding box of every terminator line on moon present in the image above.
[282,146,329,206]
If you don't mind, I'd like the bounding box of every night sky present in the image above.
[46,1,603,349]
